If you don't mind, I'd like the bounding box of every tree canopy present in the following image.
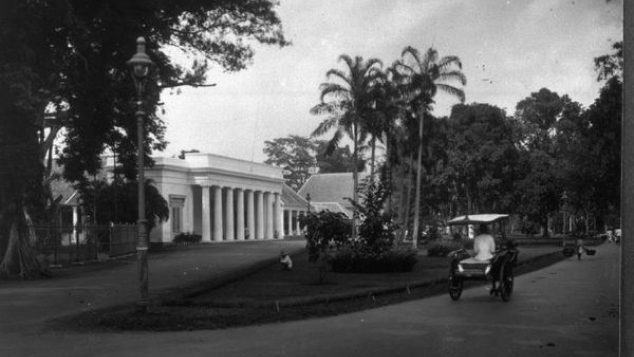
[263,136,318,191]
[0,0,288,278]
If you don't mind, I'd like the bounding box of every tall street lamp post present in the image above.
[127,37,153,311]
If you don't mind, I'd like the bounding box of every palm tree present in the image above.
[372,66,407,216]
[310,54,383,238]
[395,46,466,248]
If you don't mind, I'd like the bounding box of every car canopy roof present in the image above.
[447,214,509,226]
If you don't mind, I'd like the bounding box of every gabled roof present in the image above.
[298,173,364,209]
[281,184,308,210]
[310,202,352,219]
[48,169,80,206]
[447,214,510,226]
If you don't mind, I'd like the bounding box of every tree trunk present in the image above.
[397,158,410,244]
[385,130,393,216]
[412,111,424,249]
[351,124,358,239]
[370,136,376,179]
[0,202,46,279]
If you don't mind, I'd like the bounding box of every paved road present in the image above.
[1,242,618,357]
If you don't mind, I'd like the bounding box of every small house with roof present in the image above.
[48,171,85,243]
[298,173,367,219]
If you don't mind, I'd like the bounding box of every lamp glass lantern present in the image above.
[127,37,153,95]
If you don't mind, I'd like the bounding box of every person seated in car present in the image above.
[473,224,496,261]
[460,224,499,293]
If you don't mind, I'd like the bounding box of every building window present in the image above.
[169,196,185,234]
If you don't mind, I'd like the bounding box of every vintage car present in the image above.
[446,214,519,302]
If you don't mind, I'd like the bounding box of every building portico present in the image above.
[105,153,308,243]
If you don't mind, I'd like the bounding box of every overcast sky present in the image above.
[159,0,623,163]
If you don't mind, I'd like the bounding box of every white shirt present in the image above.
[473,233,496,261]
[280,255,293,269]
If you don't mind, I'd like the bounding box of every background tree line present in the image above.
[265,42,622,242]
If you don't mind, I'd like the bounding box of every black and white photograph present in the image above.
[0,1,629,356]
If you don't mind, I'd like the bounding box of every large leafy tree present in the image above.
[445,103,521,214]
[78,179,169,230]
[514,88,566,237]
[263,136,318,191]
[0,0,288,278]
[0,1,72,278]
[310,55,383,238]
[56,0,289,183]
[557,42,622,230]
[394,47,466,247]
[262,135,366,192]
[588,42,622,222]
[315,142,366,174]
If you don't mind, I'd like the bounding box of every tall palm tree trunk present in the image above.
[412,111,424,249]
[370,137,376,179]
[352,124,358,239]
[385,130,393,215]
[397,153,411,243]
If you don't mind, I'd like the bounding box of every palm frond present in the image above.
[324,129,343,155]
[325,69,352,87]
[436,83,466,103]
[438,55,463,70]
[365,58,384,72]
[438,70,467,86]
[310,102,340,116]
[401,46,421,67]
[422,47,438,71]
[338,54,355,71]
[311,116,341,137]
[319,82,350,102]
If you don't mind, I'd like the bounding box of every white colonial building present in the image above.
[104,153,309,244]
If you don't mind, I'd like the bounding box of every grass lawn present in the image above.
[58,244,568,332]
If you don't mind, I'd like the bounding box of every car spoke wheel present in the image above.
[448,275,463,301]
[499,266,514,302]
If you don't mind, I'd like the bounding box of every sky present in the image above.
[159,0,623,163]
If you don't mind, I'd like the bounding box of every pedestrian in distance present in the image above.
[280,251,293,271]
[576,236,585,260]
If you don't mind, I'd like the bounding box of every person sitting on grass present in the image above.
[280,251,293,271]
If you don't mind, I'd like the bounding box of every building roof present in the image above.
[298,172,366,210]
[281,184,308,210]
[447,214,510,226]
[310,202,352,219]
[48,169,80,206]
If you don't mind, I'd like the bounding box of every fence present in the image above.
[31,223,138,267]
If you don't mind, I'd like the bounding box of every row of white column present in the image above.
[200,186,282,242]
[282,209,305,237]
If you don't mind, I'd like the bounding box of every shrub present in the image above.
[422,224,442,241]
[427,239,473,257]
[330,248,418,273]
[300,211,351,283]
[173,232,202,245]
[349,177,395,254]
